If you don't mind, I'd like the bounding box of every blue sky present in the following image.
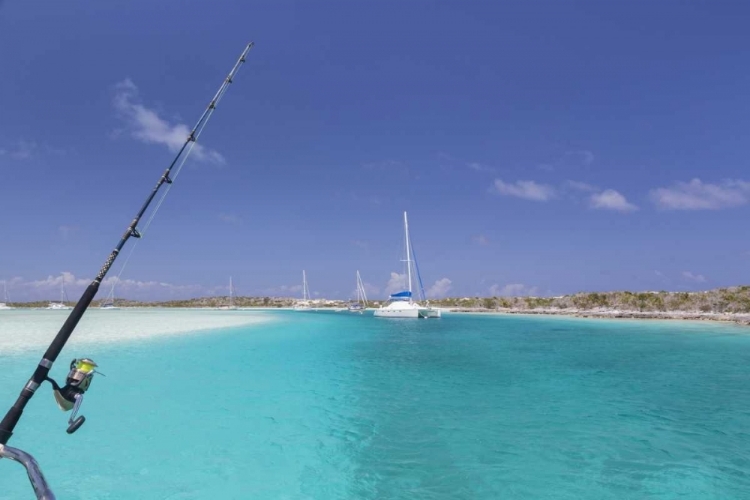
[1,0,749,301]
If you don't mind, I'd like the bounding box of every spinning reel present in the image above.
[46,358,103,434]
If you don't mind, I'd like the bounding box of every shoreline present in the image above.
[442,307,750,326]
[5,304,750,327]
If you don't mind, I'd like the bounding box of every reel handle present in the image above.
[65,393,86,434]
[66,416,85,435]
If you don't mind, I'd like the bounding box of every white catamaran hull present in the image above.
[419,307,441,318]
[373,301,438,318]
[374,308,420,318]
[374,308,442,318]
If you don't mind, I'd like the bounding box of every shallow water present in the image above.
[1,311,749,499]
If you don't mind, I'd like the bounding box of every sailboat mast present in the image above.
[229,276,234,307]
[356,271,367,305]
[404,212,412,296]
[302,270,308,300]
[60,275,65,304]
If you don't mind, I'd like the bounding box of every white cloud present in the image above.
[564,180,599,193]
[352,240,369,250]
[467,162,496,173]
[0,140,36,160]
[564,150,595,166]
[11,140,36,159]
[113,79,225,164]
[362,282,380,296]
[650,178,750,210]
[489,283,538,297]
[426,278,452,298]
[384,272,407,296]
[31,272,90,290]
[58,225,78,239]
[218,213,242,224]
[472,234,489,245]
[493,178,639,214]
[682,271,706,283]
[491,179,556,201]
[590,189,638,212]
[8,273,201,301]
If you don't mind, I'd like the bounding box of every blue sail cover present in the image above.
[389,290,412,300]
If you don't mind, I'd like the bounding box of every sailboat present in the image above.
[373,212,441,319]
[0,281,14,310]
[47,274,73,310]
[100,279,119,310]
[347,271,368,313]
[293,270,313,311]
[219,276,238,310]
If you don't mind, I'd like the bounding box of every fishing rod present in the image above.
[0,42,254,498]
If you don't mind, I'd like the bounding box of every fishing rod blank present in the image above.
[0,41,253,497]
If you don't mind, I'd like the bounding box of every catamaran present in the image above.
[293,270,313,311]
[347,270,368,313]
[373,212,441,319]
[218,276,238,310]
[0,281,14,310]
[47,275,73,310]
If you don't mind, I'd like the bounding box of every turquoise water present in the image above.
[1,311,750,499]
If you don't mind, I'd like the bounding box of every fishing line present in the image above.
[105,58,242,301]
[0,42,254,500]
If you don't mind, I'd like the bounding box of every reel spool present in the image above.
[47,358,102,434]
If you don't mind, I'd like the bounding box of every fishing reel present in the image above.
[46,358,103,435]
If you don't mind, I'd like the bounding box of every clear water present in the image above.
[1,311,749,499]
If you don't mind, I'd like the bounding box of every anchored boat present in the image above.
[347,270,368,313]
[293,270,313,311]
[373,212,441,319]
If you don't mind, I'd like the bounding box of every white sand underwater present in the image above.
[0,309,274,355]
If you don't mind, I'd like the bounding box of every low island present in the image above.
[6,286,750,326]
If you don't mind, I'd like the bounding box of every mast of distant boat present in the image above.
[357,270,367,307]
[101,279,116,308]
[1,280,12,309]
[60,275,67,306]
[403,212,413,302]
[229,276,234,308]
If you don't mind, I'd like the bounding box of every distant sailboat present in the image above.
[293,270,312,311]
[100,279,119,310]
[219,276,237,310]
[0,281,14,310]
[347,271,368,313]
[373,212,441,319]
[47,274,73,310]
